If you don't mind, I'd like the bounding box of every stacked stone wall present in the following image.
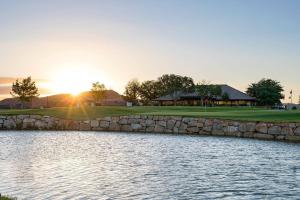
[1,115,300,142]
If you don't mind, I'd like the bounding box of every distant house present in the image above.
[80,90,126,106]
[0,90,126,109]
[154,84,256,106]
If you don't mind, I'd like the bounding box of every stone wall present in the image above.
[1,115,300,142]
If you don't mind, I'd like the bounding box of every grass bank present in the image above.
[0,195,16,200]
[1,106,300,122]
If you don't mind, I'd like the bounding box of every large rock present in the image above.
[35,120,47,130]
[154,124,165,133]
[131,123,142,131]
[294,127,300,136]
[145,119,155,126]
[121,125,132,132]
[158,121,167,127]
[224,126,238,133]
[238,123,247,132]
[100,121,110,128]
[166,120,176,129]
[253,133,274,140]
[255,123,268,134]
[3,119,16,129]
[246,123,256,132]
[79,123,90,131]
[90,120,99,128]
[268,126,282,135]
[281,127,294,135]
[285,135,300,142]
[187,126,199,133]
[109,122,120,131]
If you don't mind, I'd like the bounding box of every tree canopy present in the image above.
[156,74,194,96]
[91,82,106,102]
[10,76,39,108]
[195,81,222,105]
[246,78,284,106]
[138,80,160,104]
[124,79,140,102]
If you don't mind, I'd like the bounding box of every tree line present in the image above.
[124,74,285,106]
[10,74,285,108]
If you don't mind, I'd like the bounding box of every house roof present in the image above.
[154,84,255,101]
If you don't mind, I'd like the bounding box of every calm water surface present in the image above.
[0,131,299,200]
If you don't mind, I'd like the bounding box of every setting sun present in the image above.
[48,64,106,95]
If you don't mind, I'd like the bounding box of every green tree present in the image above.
[138,80,160,105]
[246,78,284,106]
[156,74,194,105]
[124,79,140,102]
[91,82,106,103]
[156,74,194,96]
[222,92,230,101]
[10,76,39,108]
[195,81,222,106]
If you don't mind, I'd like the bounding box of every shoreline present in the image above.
[1,115,300,143]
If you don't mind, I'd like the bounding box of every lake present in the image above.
[0,131,299,200]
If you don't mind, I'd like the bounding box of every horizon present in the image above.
[0,0,299,102]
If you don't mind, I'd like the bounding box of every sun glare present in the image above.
[49,64,106,96]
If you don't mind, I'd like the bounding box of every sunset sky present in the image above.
[0,0,299,102]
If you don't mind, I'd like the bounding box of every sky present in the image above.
[0,0,299,102]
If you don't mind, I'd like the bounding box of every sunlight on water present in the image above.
[0,131,299,200]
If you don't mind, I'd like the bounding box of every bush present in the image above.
[292,106,297,110]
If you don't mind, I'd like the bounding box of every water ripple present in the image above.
[0,131,299,199]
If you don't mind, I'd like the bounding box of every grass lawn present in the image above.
[0,195,16,200]
[0,106,300,122]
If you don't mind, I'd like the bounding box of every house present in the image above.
[154,84,256,106]
[0,90,126,109]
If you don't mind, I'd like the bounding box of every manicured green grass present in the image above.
[0,106,300,122]
[0,195,17,200]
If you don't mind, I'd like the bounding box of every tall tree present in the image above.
[156,74,194,96]
[138,80,160,105]
[155,74,194,105]
[91,82,106,103]
[195,81,222,106]
[246,78,284,106]
[10,76,39,108]
[124,79,140,102]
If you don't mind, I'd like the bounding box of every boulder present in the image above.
[79,123,90,131]
[145,119,155,126]
[109,122,120,131]
[294,127,300,136]
[253,133,274,140]
[131,123,142,131]
[166,120,176,129]
[154,124,165,133]
[268,126,282,135]
[281,127,294,135]
[158,121,167,127]
[100,121,110,128]
[90,120,99,128]
[255,123,268,134]
[121,125,132,132]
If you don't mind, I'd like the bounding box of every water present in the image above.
[0,131,299,200]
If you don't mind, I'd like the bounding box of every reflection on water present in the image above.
[0,131,299,200]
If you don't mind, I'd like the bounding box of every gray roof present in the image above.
[154,84,255,101]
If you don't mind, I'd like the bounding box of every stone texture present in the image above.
[255,123,268,134]
[253,133,274,140]
[268,126,282,135]
[294,127,300,136]
[90,120,99,128]
[281,127,294,135]
[285,135,300,142]
[0,114,298,142]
